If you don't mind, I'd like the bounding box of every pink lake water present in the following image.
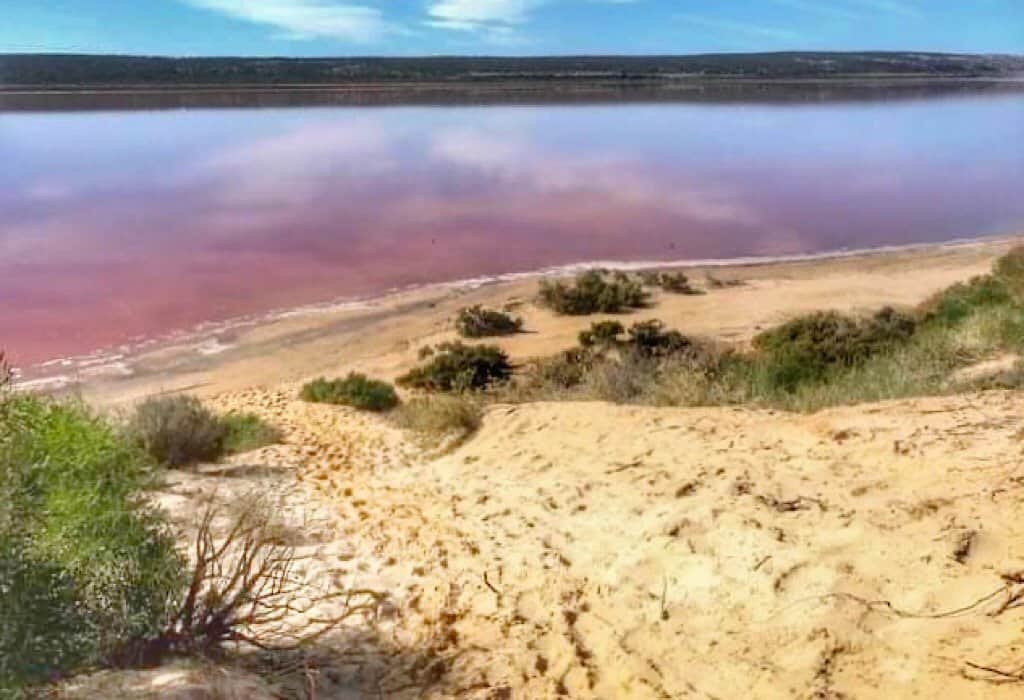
[2,86,1023,367]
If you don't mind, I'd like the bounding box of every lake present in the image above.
[2,84,1023,367]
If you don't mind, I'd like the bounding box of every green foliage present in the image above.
[455,305,523,338]
[300,374,399,412]
[397,342,512,392]
[0,396,182,694]
[919,275,1010,326]
[538,270,648,315]
[994,245,1024,304]
[220,413,283,455]
[126,395,227,468]
[627,320,700,358]
[752,307,917,391]
[578,320,625,348]
[643,271,704,295]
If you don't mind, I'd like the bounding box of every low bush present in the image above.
[538,270,648,315]
[627,320,701,358]
[1,395,183,693]
[919,275,1010,326]
[397,342,512,392]
[392,394,483,443]
[578,320,625,348]
[300,374,399,411]
[220,413,283,455]
[651,272,700,294]
[455,305,523,338]
[126,395,228,468]
[994,245,1024,304]
[752,307,917,391]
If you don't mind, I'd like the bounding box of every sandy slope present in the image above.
[165,387,1024,698]
[55,237,1024,698]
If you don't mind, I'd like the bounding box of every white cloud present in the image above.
[181,0,394,42]
[674,13,802,43]
[427,0,633,36]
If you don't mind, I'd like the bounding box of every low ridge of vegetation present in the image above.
[300,373,399,412]
[506,247,1024,411]
[455,305,523,338]
[398,342,512,392]
[641,271,704,295]
[539,270,648,315]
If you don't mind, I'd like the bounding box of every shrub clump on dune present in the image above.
[126,397,282,468]
[391,394,483,443]
[539,270,648,315]
[300,373,399,412]
[455,305,523,338]
[126,395,228,468]
[398,342,512,392]
[642,271,704,295]
[751,306,918,391]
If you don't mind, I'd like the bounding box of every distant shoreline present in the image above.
[4,75,1024,94]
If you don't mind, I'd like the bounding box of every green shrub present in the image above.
[220,413,283,455]
[126,395,227,468]
[919,275,1010,327]
[397,342,512,392]
[994,245,1024,304]
[455,305,523,338]
[578,320,625,348]
[538,270,648,315]
[1,396,183,693]
[655,272,704,294]
[300,374,399,411]
[627,320,700,358]
[752,307,917,391]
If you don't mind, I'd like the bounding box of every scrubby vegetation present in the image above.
[1,395,183,694]
[126,396,282,468]
[507,247,1024,411]
[539,270,648,315]
[392,394,483,445]
[455,305,523,338]
[1,388,367,696]
[127,395,229,468]
[220,412,283,455]
[397,342,512,392]
[300,374,399,412]
[642,271,704,295]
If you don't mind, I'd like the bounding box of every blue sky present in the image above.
[2,1,1022,56]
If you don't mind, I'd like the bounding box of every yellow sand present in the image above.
[61,237,1024,698]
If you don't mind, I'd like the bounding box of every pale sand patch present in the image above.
[121,386,1023,698]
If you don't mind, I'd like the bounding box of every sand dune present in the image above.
[147,387,1024,698]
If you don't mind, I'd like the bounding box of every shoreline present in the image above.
[16,233,1021,404]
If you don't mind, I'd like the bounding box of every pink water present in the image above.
[2,88,1023,367]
